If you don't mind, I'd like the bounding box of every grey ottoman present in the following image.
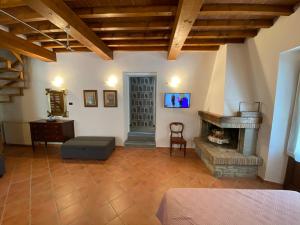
[61,136,115,160]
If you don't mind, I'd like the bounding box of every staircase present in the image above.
[124,129,156,149]
[0,51,27,103]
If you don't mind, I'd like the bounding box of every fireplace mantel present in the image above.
[198,111,262,129]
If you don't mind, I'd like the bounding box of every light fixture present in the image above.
[51,76,64,88]
[169,76,181,88]
[106,75,118,88]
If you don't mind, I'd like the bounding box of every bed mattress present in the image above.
[157,188,300,225]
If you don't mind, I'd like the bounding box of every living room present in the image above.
[0,0,300,225]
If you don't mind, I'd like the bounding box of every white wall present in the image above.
[1,51,216,147]
[224,44,255,115]
[204,44,256,116]
[204,45,227,114]
[246,7,300,183]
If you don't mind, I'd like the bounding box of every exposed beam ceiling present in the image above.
[0,0,297,58]
[0,4,294,25]
[168,0,204,60]
[0,29,56,62]
[25,0,113,60]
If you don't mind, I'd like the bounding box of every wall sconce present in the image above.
[169,76,181,88]
[51,76,64,88]
[106,75,118,88]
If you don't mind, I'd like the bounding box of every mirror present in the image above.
[46,88,68,117]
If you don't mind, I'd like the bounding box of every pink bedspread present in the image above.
[156,188,300,225]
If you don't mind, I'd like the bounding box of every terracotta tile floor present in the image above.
[0,145,281,225]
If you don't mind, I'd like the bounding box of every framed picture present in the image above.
[103,90,118,107]
[83,90,98,107]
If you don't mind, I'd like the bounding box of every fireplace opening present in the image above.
[206,124,239,149]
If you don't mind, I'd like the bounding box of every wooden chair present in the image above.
[169,122,187,157]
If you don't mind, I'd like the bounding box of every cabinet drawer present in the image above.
[30,123,45,130]
[44,127,62,135]
[44,135,65,142]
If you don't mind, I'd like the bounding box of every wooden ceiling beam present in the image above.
[43,38,236,48]
[53,46,170,52]
[185,38,245,46]
[101,33,170,41]
[10,21,172,34]
[188,30,257,39]
[9,21,62,34]
[89,21,172,32]
[0,0,25,8]
[42,41,83,49]
[77,5,176,19]
[53,46,220,52]
[0,6,43,24]
[27,32,172,42]
[42,40,169,48]
[0,5,176,25]
[192,19,273,30]
[53,47,90,53]
[182,46,219,51]
[200,4,294,17]
[25,0,113,60]
[27,33,75,42]
[0,29,56,62]
[168,0,204,60]
[27,30,257,43]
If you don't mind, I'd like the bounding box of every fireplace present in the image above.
[205,125,239,149]
[194,111,263,178]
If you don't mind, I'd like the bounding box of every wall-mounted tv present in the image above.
[164,93,191,108]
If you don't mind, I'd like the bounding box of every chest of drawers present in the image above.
[30,120,74,151]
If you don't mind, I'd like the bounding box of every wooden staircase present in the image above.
[0,51,27,103]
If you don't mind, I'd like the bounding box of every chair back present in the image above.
[170,122,184,138]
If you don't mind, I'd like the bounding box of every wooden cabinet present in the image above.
[30,120,74,151]
[284,156,300,192]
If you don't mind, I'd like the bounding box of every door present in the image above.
[129,76,156,132]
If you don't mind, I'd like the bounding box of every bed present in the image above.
[157,188,300,225]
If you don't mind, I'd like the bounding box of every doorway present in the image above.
[129,76,156,133]
[124,73,156,148]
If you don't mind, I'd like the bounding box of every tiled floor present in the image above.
[0,145,281,225]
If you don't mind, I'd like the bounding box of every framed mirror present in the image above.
[46,89,68,117]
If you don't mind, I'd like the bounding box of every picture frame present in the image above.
[83,90,98,107]
[46,88,68,117]
[103,90,118,107]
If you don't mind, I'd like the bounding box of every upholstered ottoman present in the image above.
[61,136,115,160]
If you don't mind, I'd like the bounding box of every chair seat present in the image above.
[171,137,187,144]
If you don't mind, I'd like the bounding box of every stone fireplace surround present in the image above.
[194,111,263,178]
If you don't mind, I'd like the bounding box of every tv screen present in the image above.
[164,93,191,108]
